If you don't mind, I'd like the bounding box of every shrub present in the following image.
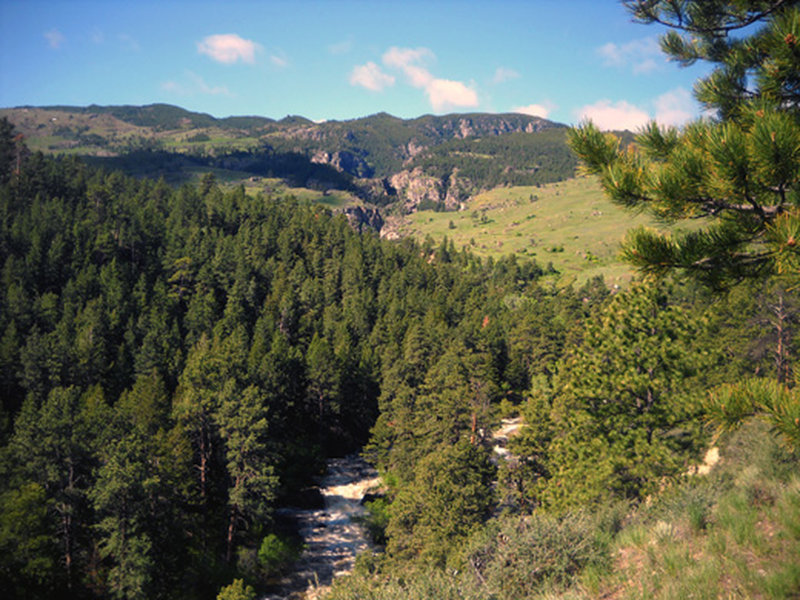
[463,511,608,599]
[361,497,391,546]
[216,578,256,600]
[257,533,299,576]
[652,481,718,533]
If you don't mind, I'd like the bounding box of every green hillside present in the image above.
[400,176,690,285]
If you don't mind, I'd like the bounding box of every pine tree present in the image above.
[569,1,800,287]
[5,386,108,593]
[385,441,495,568]
[541,284,711,510]
[215,384,277,564]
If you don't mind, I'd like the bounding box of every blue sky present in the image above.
[0,0,711,129]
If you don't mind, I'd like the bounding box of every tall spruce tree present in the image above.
[569,0,800,287]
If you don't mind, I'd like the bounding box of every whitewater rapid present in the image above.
[263,456,380,599]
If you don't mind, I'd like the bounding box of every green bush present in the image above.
[257,533,299,576]
[463,512,608,599]
[216,578,256,600]
[360,497,391,546]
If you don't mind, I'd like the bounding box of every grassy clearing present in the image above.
[401,177,691,286]
[593,420,800,600]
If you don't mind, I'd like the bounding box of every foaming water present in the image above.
[263,456,379,599]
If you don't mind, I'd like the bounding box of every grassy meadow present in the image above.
[401,176,688,286]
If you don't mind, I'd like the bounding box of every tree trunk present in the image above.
[226,506,236,564]
[773,291,791,383]
[63,511,73,588]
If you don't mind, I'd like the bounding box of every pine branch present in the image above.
[626,0,793,36]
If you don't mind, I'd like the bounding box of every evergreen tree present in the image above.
[215,384,277,563]
[385,441,495,568]
[4,386,108,594]
[541,284,710,510]
[569,1,800,287]
[0,117,19,184]
[91,372,191,600]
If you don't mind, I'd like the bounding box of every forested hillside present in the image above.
[0,131,614,598]
[1,119,797,600]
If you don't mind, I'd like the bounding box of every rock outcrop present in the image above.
[389,168,444,211]
[388,167,474,212]
[311,149,374,178]
[339,205,384,233]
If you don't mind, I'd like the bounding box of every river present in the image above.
[263,456,381,600]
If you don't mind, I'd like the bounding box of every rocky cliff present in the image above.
[387,167,473,212]
[339,205,385,233]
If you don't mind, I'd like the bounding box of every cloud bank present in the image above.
[350,47,479,111]
[577,99,650,130]
[576,88,695,130]
[513,102,555,118]
[197,34,259,64]
[381,46,479,111]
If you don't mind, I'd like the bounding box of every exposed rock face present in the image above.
[443,168,472,210]
[311,149,374,178]
[405,139,427,160]
[388,167,474,212]
[379,215,404,240]
[340,205,384,233]
[389,167,443,212]
[419,115,551,139]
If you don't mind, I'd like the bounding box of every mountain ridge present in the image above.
[1,103,577,212]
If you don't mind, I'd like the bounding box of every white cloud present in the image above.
[513,102,555,118]
[349,62,396,92]
[426,78,479,111]
[577,87,697,131]
[654,88,694,127]
[491,67,520,84]
[576,99,650,131]
[382,46,433,69]
[44,29,65,49]
[383,46,435,87]
[380,46,479,111]
[269,51,289,68]
[197,34,259,64]
[597,37,661,74]
[162,71,232,96]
